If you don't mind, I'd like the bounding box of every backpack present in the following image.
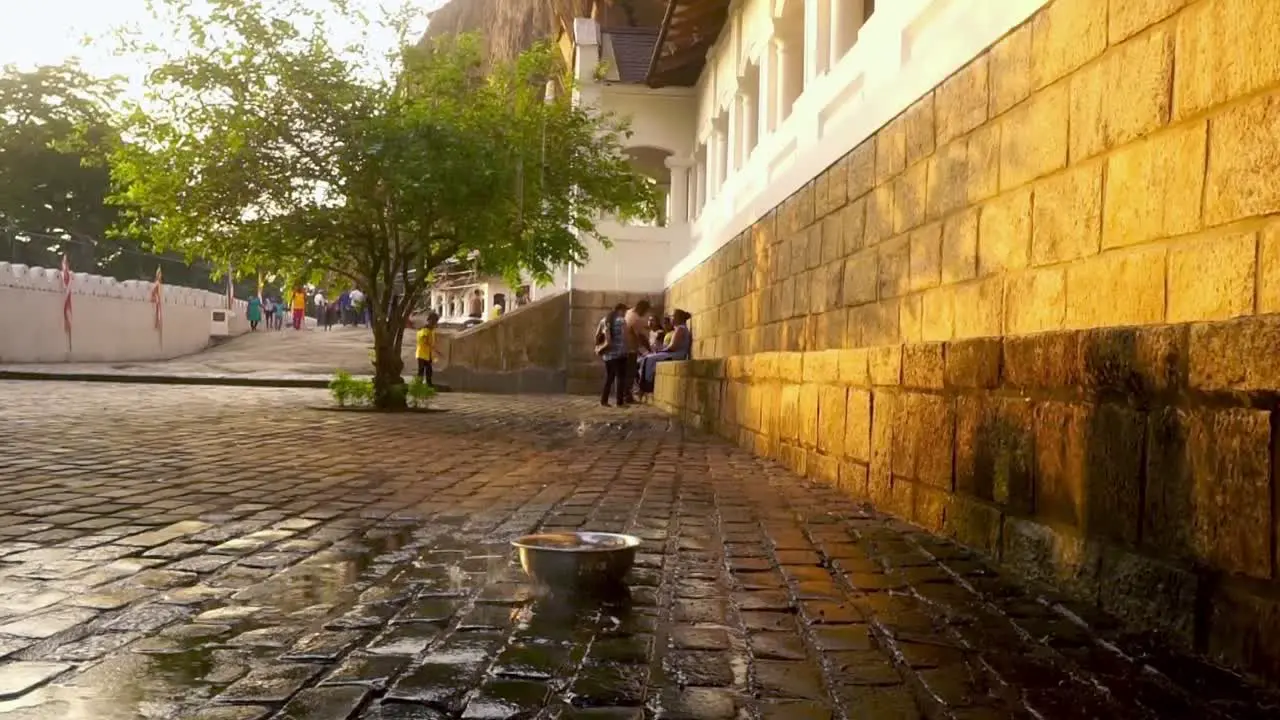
[594,316,611,355]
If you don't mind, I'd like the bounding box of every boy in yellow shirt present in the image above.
[415,312,440,386]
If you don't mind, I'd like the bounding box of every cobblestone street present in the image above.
[0,382,1275,719]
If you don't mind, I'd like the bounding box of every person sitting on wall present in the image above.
[637,309,692,397]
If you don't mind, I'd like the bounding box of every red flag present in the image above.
[150,266,164,331]
[60,253,72,336]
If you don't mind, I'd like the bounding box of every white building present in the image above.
[548,0,1050,297]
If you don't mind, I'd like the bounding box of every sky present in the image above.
[0,0,443,94]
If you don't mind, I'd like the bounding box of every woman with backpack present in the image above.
[595,303,629,407]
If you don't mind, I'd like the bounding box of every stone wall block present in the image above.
[1174,0,1280,120]
[1080,325,1188,397]
[1069,26,1174,161]
[1167,231,1257,323]
[967,122,1002,204]
[1188,314,1280,391]
[818,385,848,457]
[904,94,936,167]
[1031,0,1109,88]
[1004,267,1066,335]
[893,162,928,234]
[799,384,820,449]
[1082,404,1146,545]
[940,207,979,284]
[1003,518,1103,600]
[902,343,945,390]
[846,388,873,463]
[847,138,876,200]
[1208,585,1280,681]
[1032,401,1089,529]
[842,249,878,308]
[1103,122,1206,249]
[978,188,1032,276]
[927,138,970,222]
[869,391,897,495]
[1111,0,1189,44]
[945,337,1001,389]
[876,115,908,184]
[1000,83,1069,190]
[936,55,989,146]
[953,277,1004,339]
[1206,94,1280,226]
[1098,548,1198,649]
[893,393,955,489]
[1063,246,1167,330]
[989,23,1034,117]
[1031,164,1103,267]
[1004,331,1082,389]
[920,288,955,343]
[868,346,903,386]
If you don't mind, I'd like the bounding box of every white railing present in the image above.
[670,0,1050,284]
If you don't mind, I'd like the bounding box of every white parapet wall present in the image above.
[0,262,249,364]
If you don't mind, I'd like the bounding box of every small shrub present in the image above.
[328,370,355,407]
[349,378,375,406]
[407,377,437,408]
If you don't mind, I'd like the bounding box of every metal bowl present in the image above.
[512,532,641,590]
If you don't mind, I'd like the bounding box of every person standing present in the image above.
[246,294,262,331]
[622,300,652,404]
[338,290,351,326]
[290,286,307,330]
[415,312,440,386]
[596,303,628,407]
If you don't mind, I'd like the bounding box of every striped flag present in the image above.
[60,253,72,338]
[150,266,164,331]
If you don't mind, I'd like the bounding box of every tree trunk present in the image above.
[370,308,408,410]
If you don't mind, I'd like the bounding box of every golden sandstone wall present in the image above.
[656,0,1280,681]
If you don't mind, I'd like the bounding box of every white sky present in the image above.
[0,0,444,93]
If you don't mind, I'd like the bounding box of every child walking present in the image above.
[416,312,440,386]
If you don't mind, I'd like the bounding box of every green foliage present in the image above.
[110,0,656,409]
[328,370,378,408]
[407,377,437,409]
[328,370,356,407]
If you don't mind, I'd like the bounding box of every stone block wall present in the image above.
[658,0,1280,683]
[435,292,571,393]
[435,289,661,395]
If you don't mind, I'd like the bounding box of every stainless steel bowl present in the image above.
[512,532,641,590]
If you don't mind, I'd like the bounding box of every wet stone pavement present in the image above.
[0,383,1276,719]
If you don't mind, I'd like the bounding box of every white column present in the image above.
[831,0,865,61]
[715,122,729,192]
[665,156,692,226]
[758,40,776,137]
[693,150,706,218]
[803,0,829,81]
[740,89,757,163]
[776,39,793,123]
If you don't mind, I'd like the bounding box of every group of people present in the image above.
[246,287,308,331]
[244,287,369,332]
[595,299,692,407]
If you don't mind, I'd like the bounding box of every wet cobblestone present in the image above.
[0,382,1276,718]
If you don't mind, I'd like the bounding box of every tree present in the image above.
[0,63,119,267]
[112,0,656,409]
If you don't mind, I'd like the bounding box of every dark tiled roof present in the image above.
[603,26,661,84]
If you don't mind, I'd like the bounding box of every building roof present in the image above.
[646,0,731,88]
[602,27,662,84]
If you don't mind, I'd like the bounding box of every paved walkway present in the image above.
[0,383,1275,719]
[0,326,416,383]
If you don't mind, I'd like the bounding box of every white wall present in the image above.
[601,86,697,157]
[0,262,249,364]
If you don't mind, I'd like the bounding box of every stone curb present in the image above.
[0,371,454,392]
